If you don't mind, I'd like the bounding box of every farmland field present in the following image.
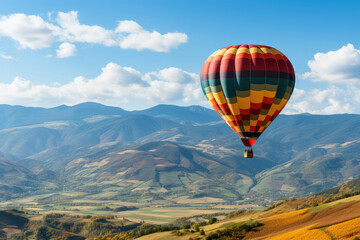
[134,194,360,240]
[0,191,246,224]
[327,217,360,240]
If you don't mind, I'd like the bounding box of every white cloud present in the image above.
[0,11,188,53]
[56,11,116,46]
[56,42,77,58]
[284,87,354,114]
[93,63,148,87]
[0,63,205,109]
[302,44,360,85]
[116,20,142,33]
[145,67,202,102]
[0,53,13,59]
[287,44,360,114]
[149,67,198,84]
[0,13,60,49]
[116,20,188,52]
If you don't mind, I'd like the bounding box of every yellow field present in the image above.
[137,231,196,240]
[265,225,331,240]
[263,208,310,227]
[326,217,360,240]
[138,198,360,240]
[12,192,360,240]
[244,208,311,239]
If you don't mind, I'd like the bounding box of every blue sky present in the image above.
[0,0,359,113]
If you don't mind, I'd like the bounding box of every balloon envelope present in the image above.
[200,44,295,147]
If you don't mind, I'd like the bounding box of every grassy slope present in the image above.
[138,195,360,240]
[0,210,140,240]
[2,195,360,239]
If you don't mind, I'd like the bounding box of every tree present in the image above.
[207,218,217,225]
[193,224,200,232]
[183,223,191,229]
[200,229,205,235]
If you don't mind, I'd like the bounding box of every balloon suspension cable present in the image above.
[245,146,253,152]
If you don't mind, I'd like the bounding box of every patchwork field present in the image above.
[112,207,230,224]
[0,192,243,224]
[3,185,360,239]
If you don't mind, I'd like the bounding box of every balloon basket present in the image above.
[244,148,253,158]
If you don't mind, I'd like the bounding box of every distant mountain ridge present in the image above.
[0,102,218,130]
[0,102,359,204]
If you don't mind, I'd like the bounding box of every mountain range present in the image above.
[0,102,359,204]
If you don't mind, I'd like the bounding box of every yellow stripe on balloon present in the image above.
[250,90,265,103]
[264,90,276,98]
[219,111,233,123]
[225,115,235,121]
[249,47,265,54]
[237,96,250,109]
[227,102,240,115]
[224,47,238,56]
[215,48,227,57]
[236,47,250,54]
[267,103,279,116]
[276,99,288,111]
[258,115,266,121]
[212,92,227,105]
[260,47,283,56]
[270,48,284,56]
[250,120,257,126]
[260,47,272,54]
[206,92,214,100]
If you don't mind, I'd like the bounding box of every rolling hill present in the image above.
[0,158,59,200]
[0,103,359,204]
[134,179,360,240]
[3,179,360,239]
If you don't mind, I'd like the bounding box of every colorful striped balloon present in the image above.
[200,44,295,153]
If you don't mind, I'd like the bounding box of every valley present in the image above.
[2,179,360,239]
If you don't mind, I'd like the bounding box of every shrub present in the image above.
[171,217,193,229]
[206,232,218,240]
[207,218,217,225]
[183,223,191,229]
[193,224,200,232]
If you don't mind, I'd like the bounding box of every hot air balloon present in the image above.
[200,45,295,158]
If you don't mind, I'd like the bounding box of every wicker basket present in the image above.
[244,150,253,158]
